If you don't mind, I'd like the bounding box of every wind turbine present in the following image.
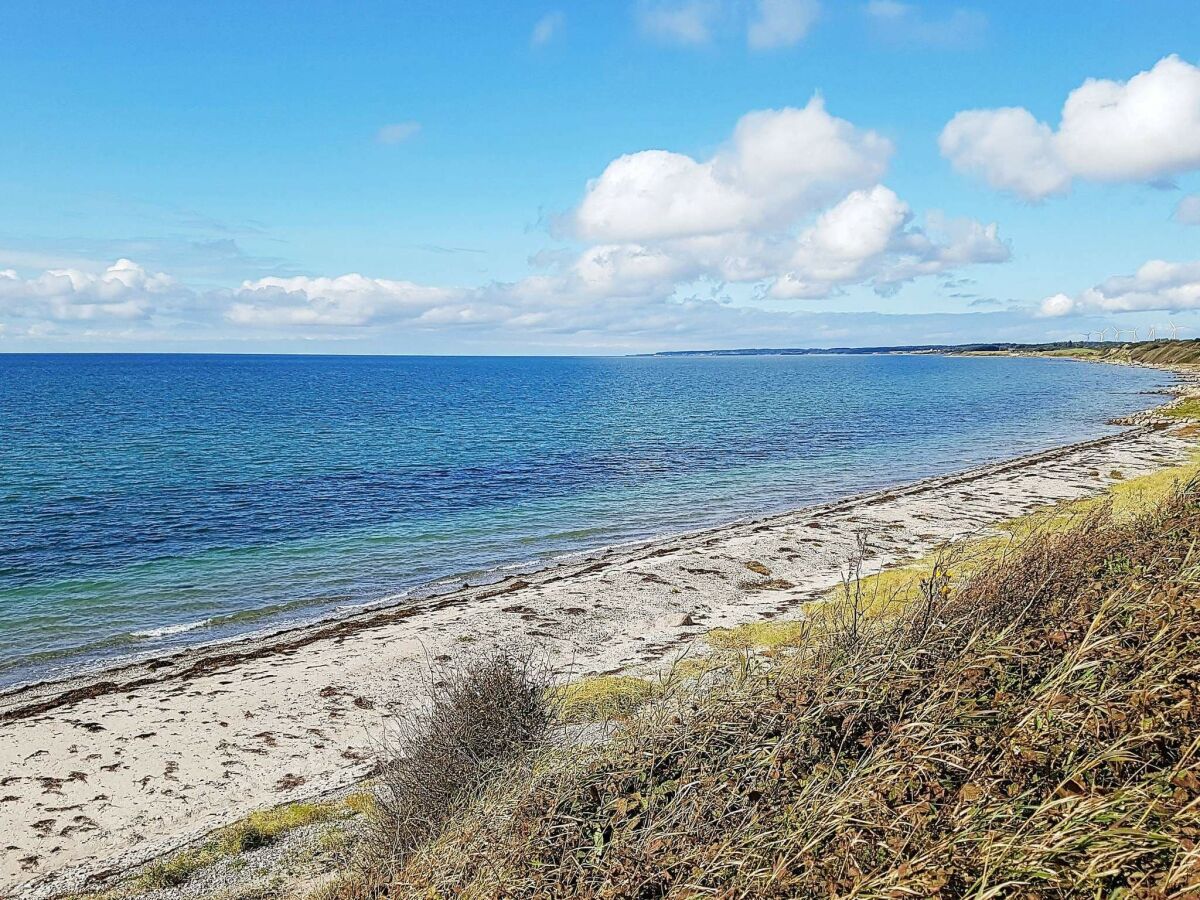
[1169,320,1181,340]
[1147,325,1157,340]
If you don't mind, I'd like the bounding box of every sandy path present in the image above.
[0,424,1192,898]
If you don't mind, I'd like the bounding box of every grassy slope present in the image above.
[1017,339,1200,367]
[958,339,1200,368]
[1128,340,1200,366]
[362,481,1200,899]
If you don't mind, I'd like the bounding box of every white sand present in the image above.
[1,423,1194,898]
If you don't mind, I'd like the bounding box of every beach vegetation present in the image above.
[132,800,342,889]
[1163,397,1200,419]
[115,793,381,893]
[706,619,809,650]
[219,802,337,854]
[136,844,224,889]
[211,881,286,900]
[341,790,377,818]
[739,576,795,591]
[368,648,554,870]
[1039,346,1102,358]
[333,476,1200,897]
[557,674,655,723]
[814,450,1200,619]
[667,655,730,681]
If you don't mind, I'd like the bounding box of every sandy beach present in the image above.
[1,410,1195,897]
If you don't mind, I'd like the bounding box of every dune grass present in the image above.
[706,619,809,650]
[556,675,655,724]
[800,447,1200,628]
[337,477,1200,898]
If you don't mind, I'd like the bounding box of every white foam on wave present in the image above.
[132,620,210,639]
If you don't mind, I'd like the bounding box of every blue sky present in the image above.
[2,0,1200,353]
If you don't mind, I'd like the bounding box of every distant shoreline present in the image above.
[633,338,1200,362]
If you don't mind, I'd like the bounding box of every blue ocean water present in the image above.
[0,353,1168,688]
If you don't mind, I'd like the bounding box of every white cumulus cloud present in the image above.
[941,55,1200,200]
[568,100,1006,302]
[771,186,1009,298]
[938,107,1070,201]
[0,259,183,322]
[575,97,892,242]
[229,274,465,327]
[1039,260,1200,316]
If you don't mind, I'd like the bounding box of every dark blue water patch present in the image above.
[0,353,1169,687]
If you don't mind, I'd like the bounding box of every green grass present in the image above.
[132,796,364,889]
[1163,397,1200,419]
[667,656,733,680]
[556,675,655,723]
[810,449,1200,620]
[342,790,377,818]
[706,620,810,650]
[702,455,1200,664]
[1038,347,1102,358]
[136,843,225,889]
[217,802,337,854]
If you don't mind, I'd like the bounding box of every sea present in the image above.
[0,353,1169,688]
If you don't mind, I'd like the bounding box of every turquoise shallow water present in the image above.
[0,353,1168,688]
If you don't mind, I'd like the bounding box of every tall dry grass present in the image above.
[344,483,1200,898]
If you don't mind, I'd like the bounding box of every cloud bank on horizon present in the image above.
[1,2,1199,352]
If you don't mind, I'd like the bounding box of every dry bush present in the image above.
[367,647,556,871]
[373,481,1200,898]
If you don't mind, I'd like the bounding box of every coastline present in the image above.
[0,427,1158,719]
[5,429,1198,896]
[0,356,1180,702]
[2,372,1198,897]
[0,351,1178,698]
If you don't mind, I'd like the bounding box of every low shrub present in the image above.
[368,647,554,869]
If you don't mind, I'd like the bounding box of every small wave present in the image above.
[131,620,209,639]
[205,594,350,628]
[0,595,353,685]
